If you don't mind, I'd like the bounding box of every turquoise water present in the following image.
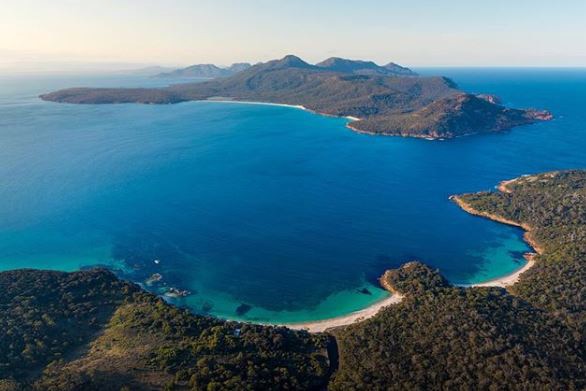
[0,69,585,323]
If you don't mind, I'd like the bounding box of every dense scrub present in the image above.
[332,263,584,390]
[0,269,137,380]
[36,293,331,390]
[458,171,586,328]
[0,270,330,390]
[332,171,586,390]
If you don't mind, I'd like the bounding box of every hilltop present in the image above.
[316,57,417,76]
[40,55,551,139]
[157,62,252,78]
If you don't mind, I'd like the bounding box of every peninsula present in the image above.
[40,55,552,139]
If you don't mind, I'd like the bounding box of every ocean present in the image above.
[0,68,584,323]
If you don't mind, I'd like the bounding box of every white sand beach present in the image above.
[203,98,308,111]
[283,293,404,333]
[469,257,536,288]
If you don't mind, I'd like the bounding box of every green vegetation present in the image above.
[0,269,137,380]
[331,263,584,390]
[40,55,550,139]
[456,170,586,334]
[1,271,330,390]
[2,170,584,389]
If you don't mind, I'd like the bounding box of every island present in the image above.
[39,55,552,139]
[1,171,584,390]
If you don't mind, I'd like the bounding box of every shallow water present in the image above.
[0,69,585,322]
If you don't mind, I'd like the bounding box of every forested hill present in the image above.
[332,171,586,389]
[0,269,332,390]
[40,55,551,139]
[454,170,586,330]
[1,171,585,390]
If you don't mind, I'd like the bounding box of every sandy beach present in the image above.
[203,98,308,111]
[203,98,363,125]
[283,293,404,333]
[469,256,536,288]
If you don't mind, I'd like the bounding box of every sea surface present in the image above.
[0,69,585,323]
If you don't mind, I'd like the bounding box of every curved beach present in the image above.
[283,293,404,333]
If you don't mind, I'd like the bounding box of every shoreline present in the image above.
[272,182,542,334]
[449,192,544,255]
[282,293,404,333]
[467,256,536,288]
[201,98,504,141]
[201,98,362,123]
[448,180,544,288]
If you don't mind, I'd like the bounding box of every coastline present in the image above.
[449,180,544,288]
[274,182,542,334]
[449,192,544,255]
[282,293,404,333]
[468,256,536,288]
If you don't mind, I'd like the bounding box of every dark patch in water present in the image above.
[356,288,372,295]
[509,250,527,262]
[201,302,214,313]
[235,303,252,316]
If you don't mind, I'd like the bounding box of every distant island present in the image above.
[40,55,552,139]
[156,62,252,78]
[2,170,584,390]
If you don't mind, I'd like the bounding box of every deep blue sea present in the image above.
[0,69,585,323]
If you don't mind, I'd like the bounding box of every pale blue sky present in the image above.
[1,0,585,70]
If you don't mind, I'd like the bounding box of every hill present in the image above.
[332,170,586,389]
[316,57,417,76]
[157,63,252,78]
[40,55,551,139]
[0,269,332,390]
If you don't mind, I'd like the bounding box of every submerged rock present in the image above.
[357,287,372,295]
[201,301,213,313]
[236,303,252,316]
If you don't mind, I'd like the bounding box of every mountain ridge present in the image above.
[157,62,252,78]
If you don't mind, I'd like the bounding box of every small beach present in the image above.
[283,293,404,333]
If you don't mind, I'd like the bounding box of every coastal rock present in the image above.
[164,287,191,298]
[145,273,163,286]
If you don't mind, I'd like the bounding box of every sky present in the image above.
[1,0,585,71]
